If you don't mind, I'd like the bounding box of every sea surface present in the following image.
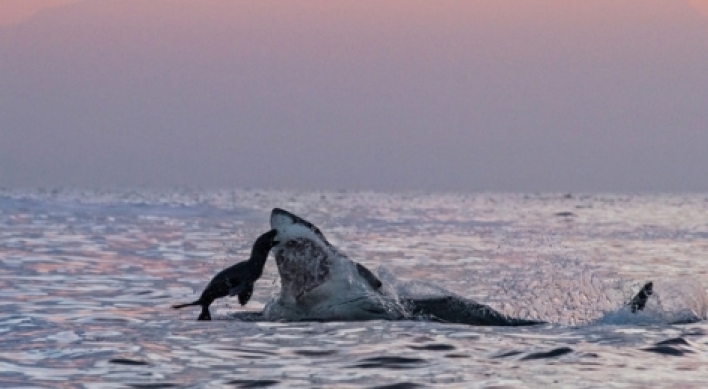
[1,188,708,388]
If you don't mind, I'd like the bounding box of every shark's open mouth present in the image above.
[275,238,331,301]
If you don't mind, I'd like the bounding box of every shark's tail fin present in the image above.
[630,281,653,313]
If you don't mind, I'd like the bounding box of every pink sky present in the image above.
[3,0,708,25]
[0,0,82,25]
[2,1,708,191]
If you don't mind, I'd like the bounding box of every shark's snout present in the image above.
[270,208,331,247]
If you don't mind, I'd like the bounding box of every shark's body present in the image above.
[264,208,542,326]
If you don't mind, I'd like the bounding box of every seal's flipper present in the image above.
[355,263,382,291]
[228,283,247,297]
[238,284,254,306]
[402,296,543,326]
[198,305,212,321]
[630,281,653,313]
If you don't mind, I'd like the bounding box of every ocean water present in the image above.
[1,188,707,388]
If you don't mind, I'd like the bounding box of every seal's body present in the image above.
[172,229,278,320]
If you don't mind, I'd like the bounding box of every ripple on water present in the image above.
[349,356,428,370]
[407,343,456,351]
[367,383,424,389]
[292,349,338,357]
[109,358,151,366]
[641,345,692,357]
[493,350,525,359]
[227,380,280,388]
[520,347,574,361]
[655,337,690,346]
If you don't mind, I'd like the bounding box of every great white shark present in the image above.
[263,208,543,326]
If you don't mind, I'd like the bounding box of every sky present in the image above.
[1,0,708,192]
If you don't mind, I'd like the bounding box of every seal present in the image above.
[172,229,278,320]
[264,208,542,326]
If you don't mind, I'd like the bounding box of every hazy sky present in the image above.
[2,0,708,192]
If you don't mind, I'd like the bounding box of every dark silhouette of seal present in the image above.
[629,281,653,313]
[172,229,278,320]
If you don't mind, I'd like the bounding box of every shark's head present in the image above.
[270,208,332,248]
[264,208,395,321]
